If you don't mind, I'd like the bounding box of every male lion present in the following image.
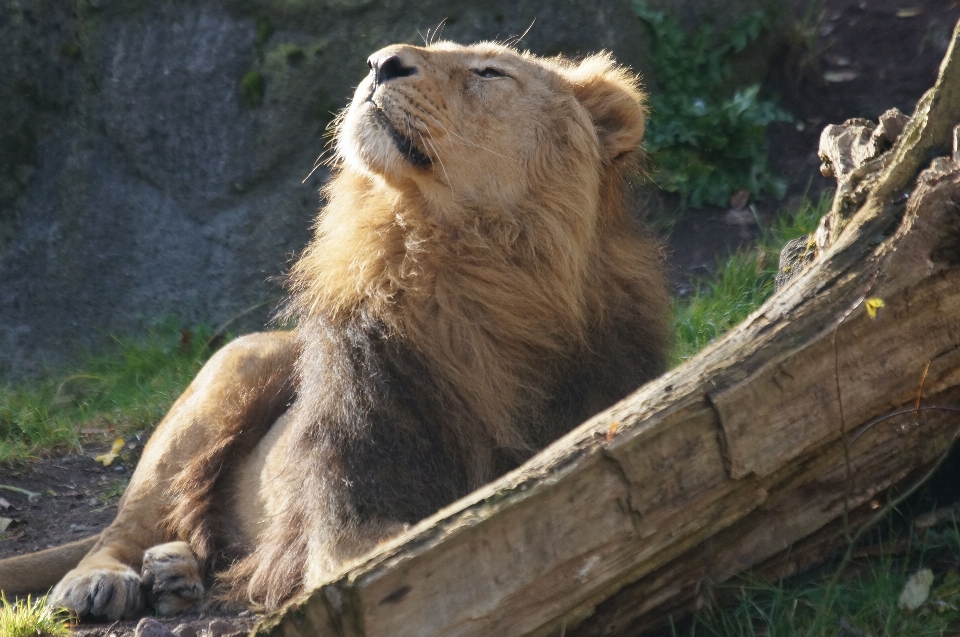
[0,41,670,620]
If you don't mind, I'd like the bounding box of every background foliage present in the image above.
[635,1,791,208]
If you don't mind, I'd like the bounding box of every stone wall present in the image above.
[0,0,790,377]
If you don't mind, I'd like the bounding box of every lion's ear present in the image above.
[564,54,646,165]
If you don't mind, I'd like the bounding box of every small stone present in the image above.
[207,619,243,637]
[172,624,199,637]
[135,617,176,637]
[723,208,754,226]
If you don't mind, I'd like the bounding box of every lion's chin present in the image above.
[339,103,432,180]
[371,106,432,169]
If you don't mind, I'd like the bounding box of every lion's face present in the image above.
[337,42,646,213]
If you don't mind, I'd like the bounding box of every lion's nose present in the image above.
[368,53,418,86]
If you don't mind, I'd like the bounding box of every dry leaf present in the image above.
[898,568,934,611]
[606,421,619,442]
[179,329,193,353]
[824,70,860,83]
[865,297,886,319]
[729,189,750,211]
[95,438,126,467]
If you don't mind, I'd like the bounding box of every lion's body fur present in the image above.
[0,41,670,618]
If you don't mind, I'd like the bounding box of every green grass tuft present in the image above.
[684,521,960,637]
[0,321,220,465]
[0,594,71,637]
[671,192,830,365]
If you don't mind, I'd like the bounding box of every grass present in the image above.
[681,519,960,637]
[0,594,71,637]
[0,320,220,465]
[670,191,830,364]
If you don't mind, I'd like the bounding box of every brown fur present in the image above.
[0,41,669,618]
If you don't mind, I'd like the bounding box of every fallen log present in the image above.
[256,21,960,637]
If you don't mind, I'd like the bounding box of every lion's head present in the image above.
[337,42,646,209]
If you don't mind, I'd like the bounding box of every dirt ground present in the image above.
[2,2,959,635]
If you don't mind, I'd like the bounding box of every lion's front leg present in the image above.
[50,331,298,620]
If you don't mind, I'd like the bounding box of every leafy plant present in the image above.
[671,191,829,364]
[0,594,71,637]
[635,1,791,208]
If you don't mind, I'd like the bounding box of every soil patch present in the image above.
[0,448,130,559]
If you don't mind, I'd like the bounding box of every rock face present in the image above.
[0,0,783,377]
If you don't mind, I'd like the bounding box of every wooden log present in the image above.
[255,21,960,637]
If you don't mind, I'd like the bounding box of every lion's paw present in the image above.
[141,541,204,616]
[49,562,142,620]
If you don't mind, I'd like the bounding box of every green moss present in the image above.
[255,16,274,47]
[312,91,339,123]
[312,40,329,57]
[257,39,341,125]
[60,41,81,59]
[240,70,265,107]
[276,43,305,66]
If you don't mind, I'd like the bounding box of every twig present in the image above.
[850,405,960,444]
[199,297,283,360]
[915,361,931,423]
[831,269,881,544]
[0,485,40,501]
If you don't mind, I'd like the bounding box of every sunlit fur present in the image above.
[222,41,671,607]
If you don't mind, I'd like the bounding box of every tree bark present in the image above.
[256,21,960,637]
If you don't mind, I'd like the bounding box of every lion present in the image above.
[0,41,670,621]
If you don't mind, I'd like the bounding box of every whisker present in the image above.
[302,148,336,183]
[508,19,536,47]
[431,18,448,46]
[419,130,454,196]
[412,104,519,163]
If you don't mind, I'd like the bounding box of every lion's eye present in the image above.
[473,67,505,79]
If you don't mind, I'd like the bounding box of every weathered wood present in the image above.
[255,21,960,637]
